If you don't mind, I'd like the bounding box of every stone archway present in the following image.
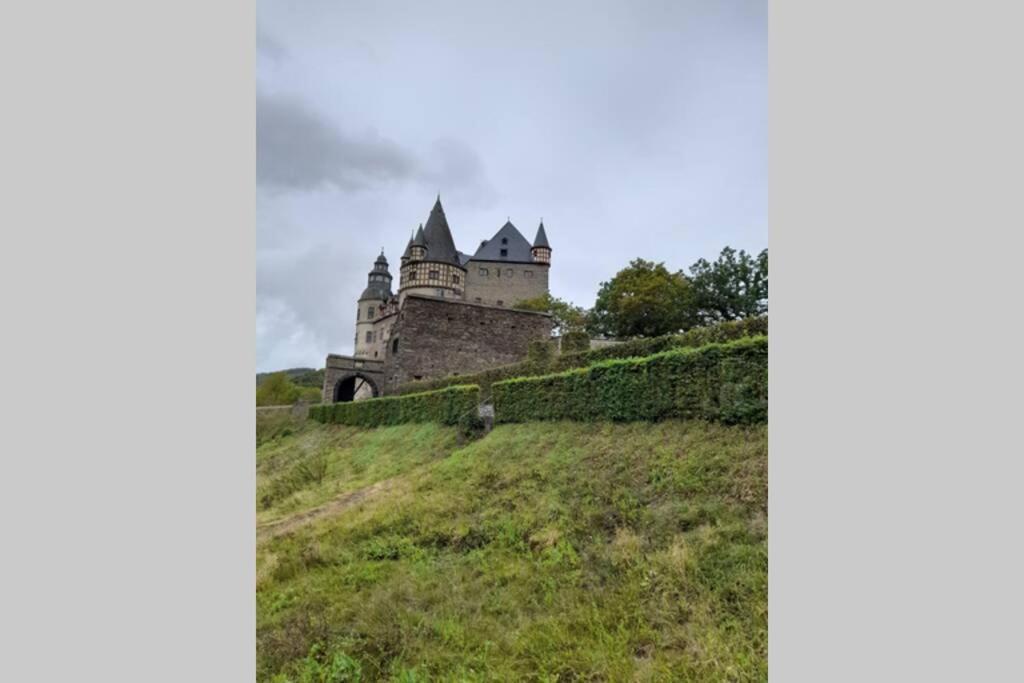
[332,373,380,403]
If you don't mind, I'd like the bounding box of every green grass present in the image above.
[256,418,767,682]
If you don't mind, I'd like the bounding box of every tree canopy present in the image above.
[688,247,768,324]
[589,259,697,338]
[516,293,591,337]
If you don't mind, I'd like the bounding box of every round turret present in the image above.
[531,220,552,264]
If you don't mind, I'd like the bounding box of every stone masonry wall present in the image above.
[463,260,549,307]
[382,295,552,390]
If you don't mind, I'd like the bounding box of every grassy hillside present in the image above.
[256,415,767,682]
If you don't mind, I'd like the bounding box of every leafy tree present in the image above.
[516,294,591,337]
[256,372,301,406]
[589,259,697,338]
[688,247,768,323]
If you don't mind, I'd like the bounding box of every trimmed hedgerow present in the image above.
[393,316,767,400]
[309,385,480,427]
[492,336,767,425]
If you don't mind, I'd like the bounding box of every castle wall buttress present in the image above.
[381,295,552,391]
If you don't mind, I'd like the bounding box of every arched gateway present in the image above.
[321,355,386,404]
[332,373,380,402]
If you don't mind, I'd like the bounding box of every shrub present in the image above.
[492,336,767,425]
[309,385,480,428]
[257,372,302,406]
[393,316,767,400]
[560,330,591,354]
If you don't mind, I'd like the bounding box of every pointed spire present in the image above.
[533,220,550,248]
[412,223,426,247]
[422,197,461,266]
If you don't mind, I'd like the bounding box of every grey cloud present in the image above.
[257,92,419,192]
[256,92,496,205]
[257,25,287,62]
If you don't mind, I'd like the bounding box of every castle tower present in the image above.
[354,250,393,357]
[531,220,552,264]
[399,196,467,302]
[409,224,426,261]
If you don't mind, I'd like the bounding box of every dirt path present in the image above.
[257,476,404,541]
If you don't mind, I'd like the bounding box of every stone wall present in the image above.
[463,260,548,307]
[322,355,386,403]
[382,295,552,390]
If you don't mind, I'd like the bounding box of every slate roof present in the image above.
[533,221,550,248]
[471,220,534,263]
[420,197,462,266]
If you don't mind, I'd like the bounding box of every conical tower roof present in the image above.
[411,223,426,247]
[533,221,550,249]
[420,196,462,266]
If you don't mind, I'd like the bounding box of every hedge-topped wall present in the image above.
[393,316,767,400]
[309,385,480,427]
[492,336,767,425]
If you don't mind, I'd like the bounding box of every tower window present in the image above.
[429,269,440,279]
[365,331,373,343]
[479,267,488,277]
[408,270,417,280]
[525,270,534,278]
[367,306,375,318]
[391,338,399,354]
[356,308,360,320]
[453,274,460,284]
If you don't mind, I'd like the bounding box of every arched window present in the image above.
[392,337,399,354]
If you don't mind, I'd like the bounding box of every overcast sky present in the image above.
[256,0,766,372]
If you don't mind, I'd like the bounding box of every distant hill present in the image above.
[256,368,324,388]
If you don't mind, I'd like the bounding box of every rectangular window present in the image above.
[496,300,504,306]
[475,297,482,303]
[453,274,460,284]
[365,331,373,343]
[408,270,417,280]
[356,308,361,320]
[479,268,488,277]
[505,268,513,277]
[367,306,375,318]
[500,248,508,257]
[524,270,534,278]
[429,270,440,279]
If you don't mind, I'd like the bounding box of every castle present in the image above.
[322,197,554,403]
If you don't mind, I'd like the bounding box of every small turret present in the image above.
[410,224,427,261]
[531,220,551,264]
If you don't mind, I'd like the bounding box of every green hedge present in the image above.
[309,385,480,427]
[394,316,767,400]
[492,336,767,425]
